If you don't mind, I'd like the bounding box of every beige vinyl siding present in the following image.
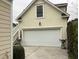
[0,28,10,33]
[0,5,10,13]
[0,23,10,28]
[0,11,10,16]
[0,0,11,59]
[0,37,10,42]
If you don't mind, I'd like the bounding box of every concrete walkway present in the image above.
[24,46,68,59]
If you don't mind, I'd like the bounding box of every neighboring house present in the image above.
[15,0,69,47]
[0,0,11,59]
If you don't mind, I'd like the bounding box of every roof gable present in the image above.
[16,0,69,21]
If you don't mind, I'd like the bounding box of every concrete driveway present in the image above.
[24,46,68,59]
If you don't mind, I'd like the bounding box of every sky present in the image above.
[13,0,78,23]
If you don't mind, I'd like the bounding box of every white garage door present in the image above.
[22,29,61,47]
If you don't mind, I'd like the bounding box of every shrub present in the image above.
[67,19,78,59]
[13,45,25,59]
[13,39,25,59]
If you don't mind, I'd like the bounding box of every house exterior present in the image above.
[0,0,11,59]
[16,0,69,47]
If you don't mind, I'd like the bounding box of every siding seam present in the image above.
[0,31,10,33]
[0,22,10,25]
[0,35,10,37]
[0,9,10,14]
[0,39,10,42]
[1,0,11,6]
[0,49,10,55]
[0,27,10,28]
[0,14,10,17]
[0,18,10,21]
[0,43,10,46]
[0,4,10,10]
[0,47,11,51]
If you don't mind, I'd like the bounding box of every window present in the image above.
[37,5,43,17]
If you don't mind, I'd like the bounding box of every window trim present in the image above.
[37,5,43,17]
[35,4,44,19]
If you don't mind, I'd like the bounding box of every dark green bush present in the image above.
[67,19,78,59]
[13,45,25,59]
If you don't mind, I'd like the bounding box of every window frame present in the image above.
[35,4,44,19]
[37,5,43,17]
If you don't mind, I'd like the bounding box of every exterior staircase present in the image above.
[12,24,20,43]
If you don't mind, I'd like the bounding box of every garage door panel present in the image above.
[22,29,61,47]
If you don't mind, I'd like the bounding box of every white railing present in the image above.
[12,24,19,36]
[12,24,19,42]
